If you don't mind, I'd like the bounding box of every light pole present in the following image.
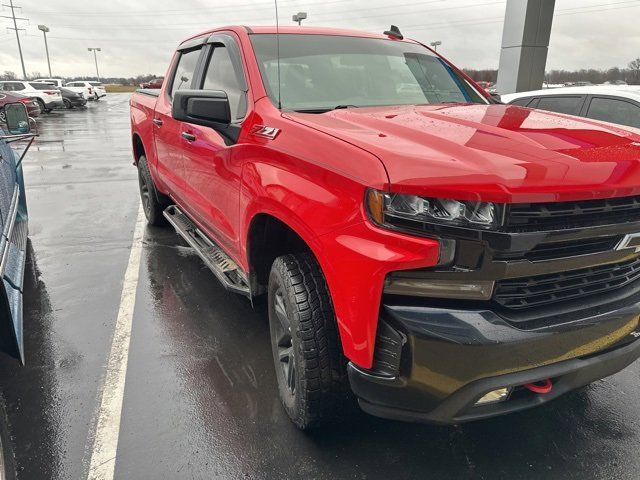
[292,12,307,25]
[38,25,52,77]
[87,47,101,81]
[430,41,442,52]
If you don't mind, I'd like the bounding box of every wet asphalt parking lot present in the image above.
[0,93,639,479]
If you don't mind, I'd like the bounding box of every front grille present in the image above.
[494,257,640,310]
[495,236,621,262]
[506,195,640,231]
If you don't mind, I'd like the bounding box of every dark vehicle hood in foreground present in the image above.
[288,104,640,203]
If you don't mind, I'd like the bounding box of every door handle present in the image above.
[152,118,163,126]
[181,132,196,142]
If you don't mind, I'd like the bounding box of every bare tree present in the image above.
[629,58,640,83]
[1,71,17,80]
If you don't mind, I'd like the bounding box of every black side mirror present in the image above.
[4,102,31,135]
[172,90,231,130]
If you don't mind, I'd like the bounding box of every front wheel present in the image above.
[63,99,73,109]
[268,253,348,429]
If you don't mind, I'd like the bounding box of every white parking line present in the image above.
[87,204,145,480]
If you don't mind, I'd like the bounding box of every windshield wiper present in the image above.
[292,105,360,114]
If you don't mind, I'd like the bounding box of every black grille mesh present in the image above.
[494,257,640,310]
[506,196,640,231]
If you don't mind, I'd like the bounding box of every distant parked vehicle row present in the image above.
[501,86,640,130]
[0,81,63,113]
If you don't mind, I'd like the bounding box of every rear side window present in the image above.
[536,96,583,115]
[510,97,532,107]
[202,46,246,120]
[586,97,640,129]
[89,82,103,87]
[170,48,202,98]
[29,83,52,90]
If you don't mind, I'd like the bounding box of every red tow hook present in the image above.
[524,379,553,394]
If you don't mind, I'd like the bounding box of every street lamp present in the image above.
[430,41,442,52]
[38,25,52,77]
[292,12,307,25]
[87,47,101,81]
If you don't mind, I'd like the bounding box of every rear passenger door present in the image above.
[584,96,640,129]
[180,34,249,257]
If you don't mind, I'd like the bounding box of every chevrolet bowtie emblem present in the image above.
[616,233,640,253]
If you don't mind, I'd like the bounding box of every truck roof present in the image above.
[180,25,418,45]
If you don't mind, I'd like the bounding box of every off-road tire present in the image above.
[268,252,348,429]
[137,155,169,226]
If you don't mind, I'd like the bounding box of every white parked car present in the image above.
[0,80,63,112]
[64,81,106,100]
[501,86,640,130]
[33,78,65,88]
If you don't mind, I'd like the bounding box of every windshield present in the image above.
[250,34,487,112]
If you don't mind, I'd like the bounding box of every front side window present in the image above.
[586,97,640,128]
[170,48,201,98]
[202,46,246,120]
[250,34,486,112]
[536,96,583,115]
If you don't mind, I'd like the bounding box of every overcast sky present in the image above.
[1,0,639,78]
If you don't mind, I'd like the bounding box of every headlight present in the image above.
[366,189,503,232]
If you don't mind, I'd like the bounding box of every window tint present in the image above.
[510,97,532,107]
[170,48,201,98]
[89,82,103,86]
[202,46,246,120]
[2,82,22,91]
[29,82,52,90]
[586,97,640,129]
[536,96,583,115]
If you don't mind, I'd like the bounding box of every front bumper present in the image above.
[348,299,640,424]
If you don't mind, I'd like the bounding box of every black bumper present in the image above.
[349,302,640,424]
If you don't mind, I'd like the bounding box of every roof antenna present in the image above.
[384,25,403,40]
[274,0,282,109]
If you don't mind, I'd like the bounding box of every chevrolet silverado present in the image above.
[130,26,640,429]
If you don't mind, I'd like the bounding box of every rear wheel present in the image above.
[268,253,348,429]
[36,99,47,113]
[137,155,169,226]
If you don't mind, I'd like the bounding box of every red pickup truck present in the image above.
[130,25,640,429]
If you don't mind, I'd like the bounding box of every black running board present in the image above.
[163,205,251,297]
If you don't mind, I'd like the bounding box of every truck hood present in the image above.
[287,104,640,203]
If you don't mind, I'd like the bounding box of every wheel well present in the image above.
[132,134,145,163]
[247,214,311,295]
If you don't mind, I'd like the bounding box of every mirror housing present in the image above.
[172,90,232,130]
[4,103,31,135]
